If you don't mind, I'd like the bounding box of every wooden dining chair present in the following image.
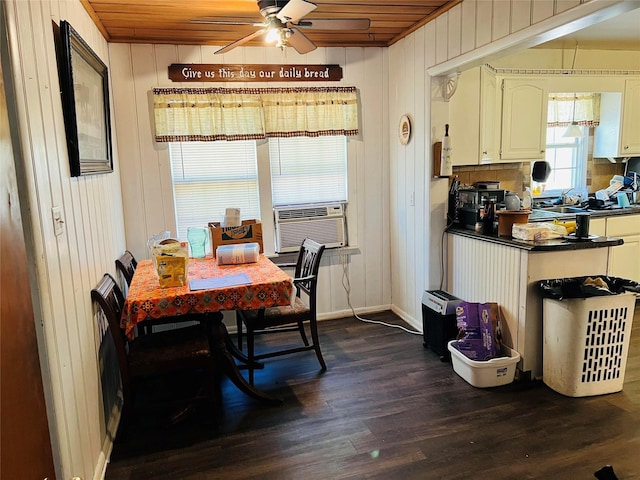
[91,273,217,430]
[115,249,137,286]
[237,238,327,385]
[115,249,154,335]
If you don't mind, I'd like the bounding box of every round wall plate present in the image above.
[398,114,411,145]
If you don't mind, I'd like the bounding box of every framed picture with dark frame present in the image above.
[55,20,112,176]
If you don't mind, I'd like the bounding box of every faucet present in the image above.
[561,188,577,205]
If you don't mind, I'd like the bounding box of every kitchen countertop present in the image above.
[446,226,623,251]
[447,204,639,250]
[528,204,640,221]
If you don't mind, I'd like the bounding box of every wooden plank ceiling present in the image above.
[80,0,460,48]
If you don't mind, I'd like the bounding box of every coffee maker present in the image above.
[455,188,505,230]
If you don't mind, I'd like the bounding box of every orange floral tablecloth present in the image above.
[121,256,293,338]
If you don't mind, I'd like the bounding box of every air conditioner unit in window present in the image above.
[274,203,347,253]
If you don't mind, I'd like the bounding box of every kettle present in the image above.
[505,192,521,211]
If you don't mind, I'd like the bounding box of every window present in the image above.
[536,126,587,196]
[269,136,347,207]
[536,92,600,197]
[169,141,260,241]
[169,136,349,249]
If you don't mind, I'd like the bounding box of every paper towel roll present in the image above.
[216,242,260,265]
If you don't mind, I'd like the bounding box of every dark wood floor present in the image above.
[106,308,640,480]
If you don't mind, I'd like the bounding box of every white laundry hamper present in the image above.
[542,293,636,397]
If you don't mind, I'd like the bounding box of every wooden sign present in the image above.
[168,64,343,82]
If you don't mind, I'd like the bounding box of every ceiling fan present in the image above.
[192,0,371,55]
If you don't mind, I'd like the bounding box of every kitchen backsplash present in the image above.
[452,128,625,197]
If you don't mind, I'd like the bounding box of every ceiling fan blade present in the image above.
[295,18,371,30]
[287,27,317,54]
[277,0,317,24]
[191,19,265,27]
[215,29,266,54]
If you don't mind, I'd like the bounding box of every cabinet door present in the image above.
[606,214,640,282]
[479,67,498,163]
[620,79,640,155]
[608,236,640,282]
[449,66,498,166]
[499,78,548,161]
[450,68,480,166]
[593,93,623,159]
[590,218,606,236]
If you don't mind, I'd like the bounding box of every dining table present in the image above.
[121,254,294,404]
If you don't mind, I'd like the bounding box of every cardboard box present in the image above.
[454,302,502,361]
[208,219,263,254]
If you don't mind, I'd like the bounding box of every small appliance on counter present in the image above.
[473,181,501,190]
[624,157,639,204]
[456,188,505,230]
[422,290,463,361]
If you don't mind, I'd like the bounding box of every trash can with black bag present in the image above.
[538,276,639,397]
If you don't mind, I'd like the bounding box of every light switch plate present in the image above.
[52,206,64,236]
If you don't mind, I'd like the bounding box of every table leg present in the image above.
[224,333,264,370]
[202,313,282,405]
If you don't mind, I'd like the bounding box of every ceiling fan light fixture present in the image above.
[203,0,369,55]
[266,27,280,43]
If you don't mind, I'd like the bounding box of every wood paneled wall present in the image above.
[109,44,392,322]
[387,0,633,327]
[4,1,126,479]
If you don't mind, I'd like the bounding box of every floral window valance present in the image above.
[547,93,600,127]
[152,86,359,142]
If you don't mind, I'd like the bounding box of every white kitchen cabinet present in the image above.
[480,68,498,163]
[594,80,640,158]
[499,78,548,161]
[590,217,606,236]
[450,66,498,165]
[622,80,640,155]
[606,214,640,282]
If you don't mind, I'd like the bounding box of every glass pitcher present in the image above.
[187,227,209,258]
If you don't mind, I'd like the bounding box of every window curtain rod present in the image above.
[153,86,359,142]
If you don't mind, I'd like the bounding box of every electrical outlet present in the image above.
[52,206,64,236]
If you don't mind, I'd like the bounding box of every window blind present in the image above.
[169,141,260,240]
[269,136,347,207]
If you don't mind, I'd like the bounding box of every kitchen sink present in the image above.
[536,206,587,214]
[529,205,589,220]
[529,209,561,220]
